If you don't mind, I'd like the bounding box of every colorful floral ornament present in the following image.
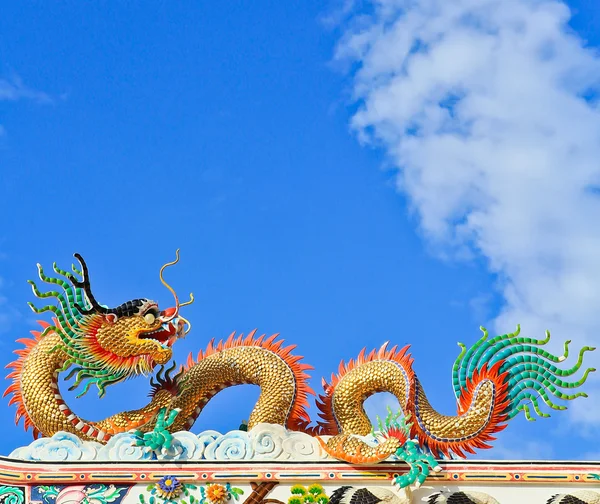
[204,485,227,504]
[140,481,242,504]
[287,484,329,504]
[156,477,183,500]
[200,484,244,504]
[140,477,194,504]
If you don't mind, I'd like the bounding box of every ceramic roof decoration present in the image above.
[2,252,599,504]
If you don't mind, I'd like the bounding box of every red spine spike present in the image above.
[4,320,52,435]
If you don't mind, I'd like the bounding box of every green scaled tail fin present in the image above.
[452,325,595,421]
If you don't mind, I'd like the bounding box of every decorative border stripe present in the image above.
[339,474,388,479]
[35,475,76,480]
[277,474,323,478]
[212,474,261,479]
[523,474,570,480]
[463,474,511,480]
[0,472,23,480]
[89,474,137,480]
[0,460,598,486]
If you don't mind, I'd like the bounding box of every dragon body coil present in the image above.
[4,254,595,477]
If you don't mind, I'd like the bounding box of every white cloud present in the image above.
[0,75,51,103]
[486,437,555,460]
[338,0,600,432]
[0,74,52,135]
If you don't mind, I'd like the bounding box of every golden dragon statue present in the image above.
[4,253,595,488]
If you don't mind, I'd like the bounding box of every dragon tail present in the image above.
[429,325,595,458]
[453,325,595,423]
[411,358,511,458]
[311,328,594,463]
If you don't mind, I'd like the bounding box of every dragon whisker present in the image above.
[159,249,193,323]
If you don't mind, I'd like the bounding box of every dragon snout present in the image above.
[161,307,177,318]
[160,307,190,339]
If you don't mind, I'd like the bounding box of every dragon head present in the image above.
[93,297,185,368]
[28,251,193,397]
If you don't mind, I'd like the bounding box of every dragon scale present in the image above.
[5,254,595,470]
[14,332,175,442]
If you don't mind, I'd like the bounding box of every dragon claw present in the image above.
[392,439,442,489]
[132,407,180,457]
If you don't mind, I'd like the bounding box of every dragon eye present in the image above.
[144,313,156,325]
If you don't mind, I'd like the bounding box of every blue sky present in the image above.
[1,1,600,460]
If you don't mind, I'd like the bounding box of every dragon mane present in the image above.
[26,261,154,398]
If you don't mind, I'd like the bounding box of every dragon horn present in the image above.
[70,253,113,316]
